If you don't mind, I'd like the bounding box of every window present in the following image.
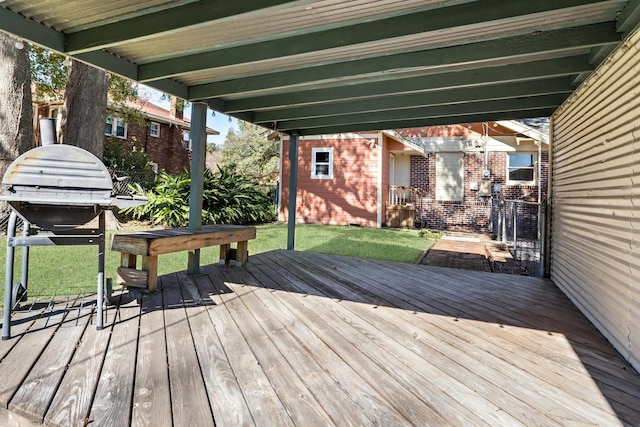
[150,122,160,138]
[105,116,127,138]
[436,153,463,201]
[311,148,333,179]
[508,153,536,184]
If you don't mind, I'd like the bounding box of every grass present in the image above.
[0,222,438,306]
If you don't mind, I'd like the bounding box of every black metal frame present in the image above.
[2,210,106,340]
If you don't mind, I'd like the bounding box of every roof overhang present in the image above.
[2,1,640,135]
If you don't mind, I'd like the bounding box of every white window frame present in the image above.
[105,116,127,139]
[507,152,537,185]
[150,122,160,138]
[311,147,333,179]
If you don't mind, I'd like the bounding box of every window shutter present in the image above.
[436,153,463,201]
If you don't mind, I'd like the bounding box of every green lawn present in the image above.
[0,223,437,305]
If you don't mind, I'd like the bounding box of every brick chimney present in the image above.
[169,97,184,121]
[169,96,178,120]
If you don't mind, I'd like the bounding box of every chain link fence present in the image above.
[109,169,157,194]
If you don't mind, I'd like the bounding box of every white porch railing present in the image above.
[389,186,419,206]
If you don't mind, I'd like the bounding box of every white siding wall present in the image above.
[551,29,640,371]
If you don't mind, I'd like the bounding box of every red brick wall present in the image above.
[410,151,549,232]
[105,119,191,174]
[280,136,380,227]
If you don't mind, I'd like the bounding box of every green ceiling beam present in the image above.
[144,79,190,101]
[0,7,153,89]
[73,51,138,80]
[223,56,591,113]
[617,0,640,36]
[65,0,311,54]
[189,22,619,99]
[139,0,610,81]
[0,6,65,52]
[273,94,567,131]
[253,78,574,124]
[292,108,558,137]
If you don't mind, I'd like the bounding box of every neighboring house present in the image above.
[32,96,218,174]
[278,121,548,233]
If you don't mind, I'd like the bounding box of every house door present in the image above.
[394,155,411,186]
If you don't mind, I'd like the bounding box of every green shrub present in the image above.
[418,228,443,239]
[103,136,152,171]
[125,167,276,227]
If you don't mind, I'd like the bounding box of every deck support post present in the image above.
[287,133,299,250]
[188,102,208,275]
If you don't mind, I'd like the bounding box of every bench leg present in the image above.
[219,244,231,265]
[121,253,137,269]
[142,255,159,292]
[236,240,249,266]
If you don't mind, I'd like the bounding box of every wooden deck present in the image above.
[1,249,639,426]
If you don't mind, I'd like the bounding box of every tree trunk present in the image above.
[0,33,34,220]
[59,60,108,158]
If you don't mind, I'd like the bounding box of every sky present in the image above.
[138,85,237,147]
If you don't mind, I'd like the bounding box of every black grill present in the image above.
[1,144,146,339]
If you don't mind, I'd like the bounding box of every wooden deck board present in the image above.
[304,252,625,405]
[234,264,412,426]
[204,268,296,427]
[0,249,639,426]
[223,267,385,426]
[9,301,93,423]
[89,292,141,427]
[130,283,171,427]
[216,267,337,427]
[43,297,117,427]
[0,298,75,409]
[187,274,255,427]
[265,251,536,425]
[162,274,216,427]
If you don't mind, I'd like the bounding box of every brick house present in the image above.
[33,97,218,174]
[278,121,548,232]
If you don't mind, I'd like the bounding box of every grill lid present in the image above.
[2,145,147,230]
[1,145,114,229]
[2,144,112,193]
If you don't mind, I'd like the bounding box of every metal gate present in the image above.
[491,198,546,277]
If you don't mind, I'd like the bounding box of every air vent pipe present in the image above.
[39,117,57,145]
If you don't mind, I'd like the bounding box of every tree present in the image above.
[0,33,33,217]
[220,121,279,185]
[58,60,109,157]
[29,46,141,158]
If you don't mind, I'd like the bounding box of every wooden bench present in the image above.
[111,225,256,292]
